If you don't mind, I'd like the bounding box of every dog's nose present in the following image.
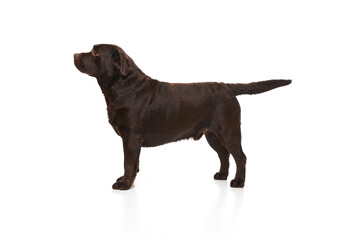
[74,53,80,60]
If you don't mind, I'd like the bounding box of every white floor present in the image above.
[1,129,359,239]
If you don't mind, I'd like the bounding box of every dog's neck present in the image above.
[97,67,148,105]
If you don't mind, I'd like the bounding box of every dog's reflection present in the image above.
[206,181,245,238]
[112,182,244,238]
[112,188,139,239]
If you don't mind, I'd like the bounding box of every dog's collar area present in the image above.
[127,66,140,76]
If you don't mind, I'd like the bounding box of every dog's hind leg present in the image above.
[205,132,230,180]
[227,139,247,188]
[221,129,247,188]
[213,101,247,188]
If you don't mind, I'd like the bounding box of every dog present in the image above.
[74,44,291,190]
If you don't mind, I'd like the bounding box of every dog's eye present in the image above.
[91,50,99,56]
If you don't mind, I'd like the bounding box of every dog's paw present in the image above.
[230,179,244,188]
[112,180,133,190]
[214,172,228,180]
[116,176,124,182]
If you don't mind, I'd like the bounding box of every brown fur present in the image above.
[74,44,291,190]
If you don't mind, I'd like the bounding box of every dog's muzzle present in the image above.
[74,53,85,71]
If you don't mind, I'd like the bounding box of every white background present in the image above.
[1,0,359,239]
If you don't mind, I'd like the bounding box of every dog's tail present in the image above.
[226,79,291,96]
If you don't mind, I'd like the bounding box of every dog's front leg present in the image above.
[112,139,141,190]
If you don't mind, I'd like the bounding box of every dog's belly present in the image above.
[142,108,212,147]
[142,125,209,147]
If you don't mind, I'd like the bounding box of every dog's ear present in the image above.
[111,49,134,76]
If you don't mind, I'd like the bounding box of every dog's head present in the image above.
[74,44,135,79]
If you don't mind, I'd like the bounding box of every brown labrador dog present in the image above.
[74,44,291,190]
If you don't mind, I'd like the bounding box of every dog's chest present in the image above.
[107,106,126,137]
